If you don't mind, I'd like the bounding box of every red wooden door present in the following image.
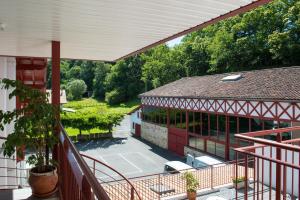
[168,127,187,156]
[135,124,141,137]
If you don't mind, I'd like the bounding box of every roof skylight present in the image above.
[221,74,242,81]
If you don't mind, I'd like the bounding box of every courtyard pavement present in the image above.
[75,115,183,178]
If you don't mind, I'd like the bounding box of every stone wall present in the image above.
[141,122,168,149]
[292,121,300,139]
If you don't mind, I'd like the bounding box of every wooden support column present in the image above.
[52,41,60,109]
[52,41,60,160]
[167,109,170,128]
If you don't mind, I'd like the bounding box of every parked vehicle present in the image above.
[164,161,194,174]
[186,154,225,169]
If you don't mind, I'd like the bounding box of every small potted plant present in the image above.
[0,79,59,197]
[182,172,199,200]
[232,176,247,189]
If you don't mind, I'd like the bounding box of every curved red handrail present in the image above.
[81,153,142,200]
[59,123,110,200]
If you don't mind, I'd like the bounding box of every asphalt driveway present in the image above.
[75,115,183,178]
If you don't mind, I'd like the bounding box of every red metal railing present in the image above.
[81,154,142,200]
[97,159,253,200]
[58,123,110,200]
[235,126,300,200]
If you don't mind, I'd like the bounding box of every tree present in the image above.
[66,79,87,100]
[104,55,144,104]
[105,88,126,105]
[141,45,186,90]
[67,66,81,80]
[93,62,111,99]
[80,61,96,92]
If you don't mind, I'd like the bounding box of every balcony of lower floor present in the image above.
[0,124,299,200]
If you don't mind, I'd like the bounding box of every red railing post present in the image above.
[244,155,248,200]
[131,186,134,200]
[158,173,161,200]
[82,175,92,200]
[93,160,95,175]
[275,133,282,200]
[210,165,213,189]
[235,151,238,200]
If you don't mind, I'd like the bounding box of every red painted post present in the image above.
[131,187,134,200]
[210,165,213,189]
[52,41,60,108]
[186,111,189,146]
[275,133,282,200]
[167,109,170,128]
[225,116,230,161]
[235,151,238,200]
[82,175,92,200]
[244,155,248,200]
[52,41,60,161]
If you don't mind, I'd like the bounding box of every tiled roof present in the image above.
[140,67,300,101]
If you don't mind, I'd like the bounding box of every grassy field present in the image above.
[62,98,140,136]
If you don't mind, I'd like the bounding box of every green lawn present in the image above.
[62,98,139,136]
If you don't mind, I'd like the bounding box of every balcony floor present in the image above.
[0,188,59,200]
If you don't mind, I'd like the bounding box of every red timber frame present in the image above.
[141,97,300,160]
[16,57,48,161]
[141,97,300,122]
[234,126,300,200]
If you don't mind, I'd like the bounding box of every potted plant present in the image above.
[182,172,199,200]
[232,176,247,189]
[0,79,59,197]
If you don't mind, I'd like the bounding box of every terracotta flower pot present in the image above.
[234,181,246,189]
[28,166,58,197]
[187,191,197,200]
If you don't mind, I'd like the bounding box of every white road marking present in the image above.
[136,152,160,166]
[118,153,143,173]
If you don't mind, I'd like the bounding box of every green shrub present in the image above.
[61,111,123,135]
[105,88,126,105]
[182,172,199,193]
[66,79,87,100]
[232,176,246,184]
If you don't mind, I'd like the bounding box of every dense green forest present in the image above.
[47,0,300,104]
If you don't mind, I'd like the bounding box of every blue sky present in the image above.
[166,36,184,47]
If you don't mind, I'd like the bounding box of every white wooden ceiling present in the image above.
[0,0,261,61]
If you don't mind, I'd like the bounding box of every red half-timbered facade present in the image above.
[140,67,300,160]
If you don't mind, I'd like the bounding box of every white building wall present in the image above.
[0,56,16,189]
[256,146,299,196]
[130,109,141,134]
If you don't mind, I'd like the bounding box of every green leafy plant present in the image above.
[0,79,59,173]
[66,79,87,100]
[61,111,123,135]
[182,172,199,193]
[232,176,246,184]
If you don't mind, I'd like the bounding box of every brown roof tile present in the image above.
[139,67,300,102]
